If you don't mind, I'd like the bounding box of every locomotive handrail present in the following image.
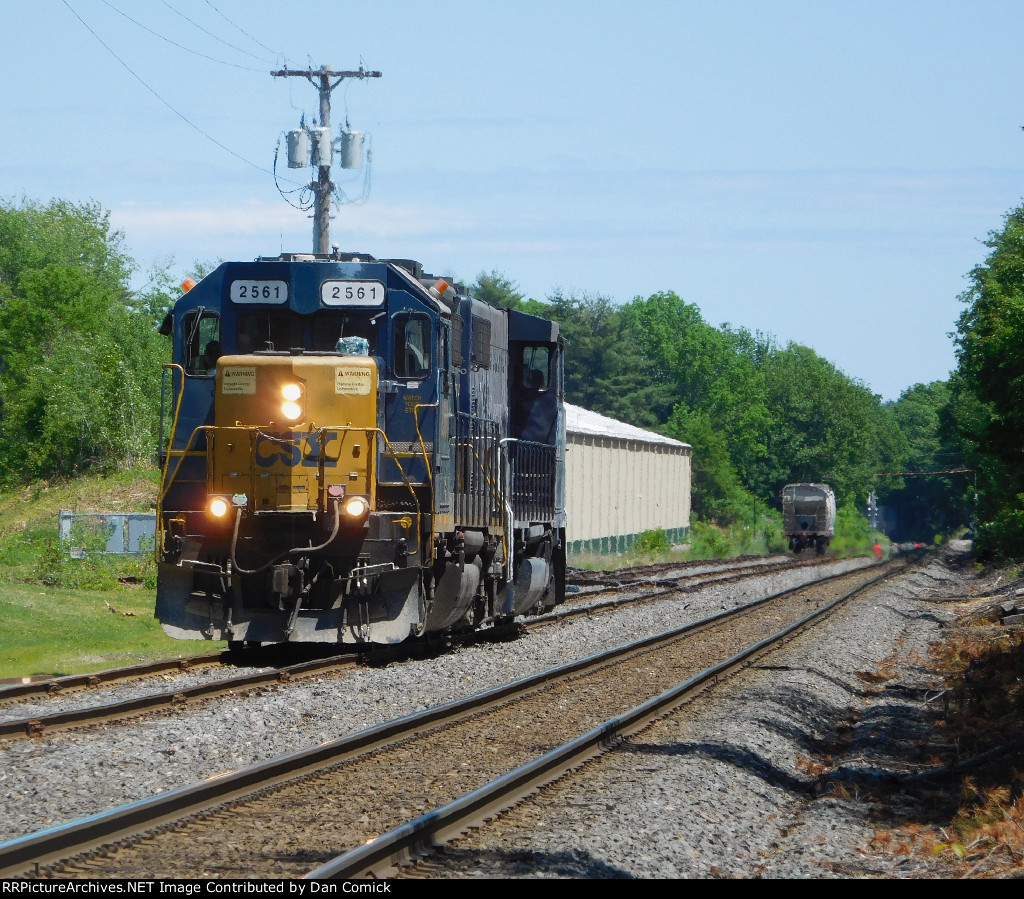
[156,423,214,562]
[157,421,423,563]
[362,427,422,561]
[499,438,517,585]
[412,403,437,491]
[156,363,187,560]
[499,436,559,584]
[452,414,504,517]
[459,432,506,575]
[412,402,438,565]
[503,437,558,522]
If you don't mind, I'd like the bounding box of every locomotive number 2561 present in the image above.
[229,280,288,303]
[321,280,386,306]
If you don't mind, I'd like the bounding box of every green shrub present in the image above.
[687,520,732,559]
[976,497,1024,560]
[829,498,876,557]
[633,528,671,554]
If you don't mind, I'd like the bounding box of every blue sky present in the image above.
[5,1,1024,401]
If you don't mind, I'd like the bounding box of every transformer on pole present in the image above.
[272,64,382,254]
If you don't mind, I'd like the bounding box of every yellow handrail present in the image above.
[156,364,187,561]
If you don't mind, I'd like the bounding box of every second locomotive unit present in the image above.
[781,482,836,555]
[156,252,566,647]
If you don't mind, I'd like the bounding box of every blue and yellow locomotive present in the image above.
[156,252,566,647]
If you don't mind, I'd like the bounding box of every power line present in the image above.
[61,0,277,178]
[96,0,267,72]
[874,468,974,476]
[158,0,277,66]
[202,0,284,59]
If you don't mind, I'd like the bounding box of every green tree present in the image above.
[666,405,754,523]
[758,341,904,505]
[0,197,133,294]
[952,204,1024,469]
[620,292,772,490]
[473,270,528,309]
[886,381,970,541]
[947,202,1024,555]
[0,198,170,481]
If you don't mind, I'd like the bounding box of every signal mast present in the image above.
[272,64,382,254]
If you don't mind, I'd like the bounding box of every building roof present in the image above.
[565,403,690,449]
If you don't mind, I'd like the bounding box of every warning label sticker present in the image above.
[336,367,373,395]
[221,367,257,395]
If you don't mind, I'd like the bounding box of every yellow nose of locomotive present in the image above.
[209,355,378,513]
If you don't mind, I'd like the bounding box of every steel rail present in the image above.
[0,653,226,701]
[0,560,901,878]
[309,563,906,879]
[0,652,361,740]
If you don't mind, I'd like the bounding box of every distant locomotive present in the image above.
[155,252,566,647]
[781,483,836,555]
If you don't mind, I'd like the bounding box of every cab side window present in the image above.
[520,345,550,390]
[184,312,221,376]
[393,313,431,379]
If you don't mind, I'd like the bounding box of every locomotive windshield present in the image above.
[236,310,303,353]
[310,310,378,353]
[790,489,825,502]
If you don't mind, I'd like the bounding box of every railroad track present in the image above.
[0,651,366,739]
[567,551,816,585]
[0,554,792,711]
[0,558,907,879]
[0,653,227,703]
[553,554,835,620]
[0,554,835,740]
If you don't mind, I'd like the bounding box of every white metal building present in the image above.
[564,403,692,556]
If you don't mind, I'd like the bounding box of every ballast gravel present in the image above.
[0,545,1004,878]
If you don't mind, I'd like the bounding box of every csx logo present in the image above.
[255,432,339,468]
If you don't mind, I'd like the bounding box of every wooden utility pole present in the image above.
[271,65,382,254]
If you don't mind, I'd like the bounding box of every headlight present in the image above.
[343,496,369,518]
[209,497,230,518]
[281,383,304,421]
